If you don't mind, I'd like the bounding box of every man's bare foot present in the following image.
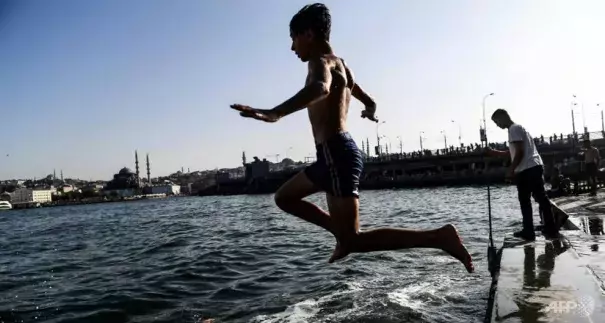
[328,242,350,263]
[440,224,474,273]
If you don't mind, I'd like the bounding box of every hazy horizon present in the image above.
[2,0,604,180]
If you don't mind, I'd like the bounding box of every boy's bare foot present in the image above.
[440,224,474,273]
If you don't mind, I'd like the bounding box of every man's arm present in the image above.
[509,141,525,171]
[487,148,509,158]
[271,57,332,118]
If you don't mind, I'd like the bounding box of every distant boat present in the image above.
[0,201,12,211]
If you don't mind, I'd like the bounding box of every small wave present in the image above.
[252,299,319,323]
[139,237,190,255]
[250,282,363,323]
[388,282,434,311]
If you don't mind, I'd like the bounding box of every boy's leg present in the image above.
[326,194,474,273]
[274,170,335,236]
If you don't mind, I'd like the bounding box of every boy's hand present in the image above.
[361,104,378,122]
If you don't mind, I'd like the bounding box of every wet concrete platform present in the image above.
[489,192,605,323]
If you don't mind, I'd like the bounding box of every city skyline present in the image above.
[1,0,604,179]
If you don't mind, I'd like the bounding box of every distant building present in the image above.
[150,185,181,195]
[90,184,104,191]
[61,184,75,193]
[105,167,141,190]
[11,188,53,204]
[103,188,136,198]
[245,157,270,180]
[180,183,193,195]
[0,192,11,202]
[215,172,232,184]
[103,150,153,194]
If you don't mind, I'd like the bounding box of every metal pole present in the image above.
[571,102,577,135]
[482,93,494,147]
[599,104,603,133]
[376,121,385,156]
[397,136,403,154]
[452,120,462,146]
[482,92,496,272]
[376,133,380,156]
[572,95,577,135]
[582,102,586,131]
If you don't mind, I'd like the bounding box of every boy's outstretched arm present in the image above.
[230,57,332,123]
[272,57,332,118]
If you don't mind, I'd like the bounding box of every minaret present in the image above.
[60,170,64,182]
[135,150,140,179]
[53,169,56,181]
[366,138,370,156]
[242,151,247,165]
[146,153,151,184]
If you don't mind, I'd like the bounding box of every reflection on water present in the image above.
[581,216,604,251]
[586,217,604,235]
[500,239,570,322]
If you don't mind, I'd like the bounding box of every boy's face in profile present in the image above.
[290,29,314,62]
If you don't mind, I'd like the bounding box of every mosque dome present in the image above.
[281,158,295,165]
[119,167,134,175]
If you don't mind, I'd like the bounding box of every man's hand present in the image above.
[361,104,378,122]
[484,147,510,158]
[505,167,515,182]
[230,104,280,123]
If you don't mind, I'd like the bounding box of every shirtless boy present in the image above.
[230,3,473,273]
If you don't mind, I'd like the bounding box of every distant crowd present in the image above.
[364,130,605,163]
[365,141,508,162]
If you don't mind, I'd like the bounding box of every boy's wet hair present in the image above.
[290,3,331,41]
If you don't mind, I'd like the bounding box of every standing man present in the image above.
[487,109,559,240]
[582,138,600,196]
[230,3,474,273]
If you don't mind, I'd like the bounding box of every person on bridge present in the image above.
[581,138,601,196]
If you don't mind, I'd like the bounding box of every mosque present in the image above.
[103,151,152,195]
[103,151,181,197]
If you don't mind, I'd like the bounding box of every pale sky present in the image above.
[1,0,604,180]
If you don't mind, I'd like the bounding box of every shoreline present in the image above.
[8,194,189,210]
